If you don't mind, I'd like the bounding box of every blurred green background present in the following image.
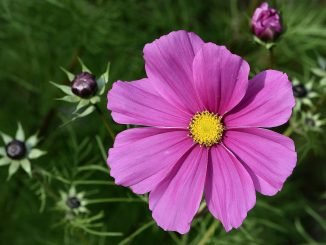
[0,0,325,244]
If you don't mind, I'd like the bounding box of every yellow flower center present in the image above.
[189,111,224,147]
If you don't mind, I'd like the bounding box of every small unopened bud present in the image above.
[66,197,81,209]
[251,2,282,41]
[305,118,316,127]
[292,83,308,98]
[6,140,27,160]
[71,72,97,98]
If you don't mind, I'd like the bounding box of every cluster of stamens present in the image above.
[188,110,224,147]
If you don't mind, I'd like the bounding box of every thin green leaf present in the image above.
[252,218,287,233]
[306,207,326,231]
[295,219,316,243]
[95,135,107,163]
[38,186,46,212]
[86,198,145,205]
[256,200,284,216]
[119,220,155,245]
[77,164,109,174]
[77,226,122,237]
[44,0,65,8]
[197,221,219,245]
[77,212,104,224]
[73,180,114,186]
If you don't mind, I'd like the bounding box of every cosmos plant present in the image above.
[107,30,297,233]
[2,1,326,243]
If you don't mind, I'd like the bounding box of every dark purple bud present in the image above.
[305,118,316,127]
[6,140,27,160]
[251,2,282,41]
[292,83,308,98]
[71,72,97,98]
[66,197,81,209]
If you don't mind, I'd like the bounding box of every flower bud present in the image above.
[251,2,282,41]
[6,140,27,160]
[66,197,81,209]
[292,83,308,98]
[71,72,98,98]
[305,118,316,127]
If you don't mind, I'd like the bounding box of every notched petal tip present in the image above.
[224,128,296,197]
[204,145,256,232]
[151,211,191,234]
[225,69,295,128]
[192,42,250,114]
[143,30,205,113]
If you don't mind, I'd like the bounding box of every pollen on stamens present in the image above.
[188,110,224,147]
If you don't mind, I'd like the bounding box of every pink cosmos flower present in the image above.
[107,31,297,234]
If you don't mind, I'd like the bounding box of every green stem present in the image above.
[283,127,294,136]
[118,220,155,245]
[197,221,219,245]
[33,170,59,200]
[94,104,115,140]
[269,47,274,68]
[168,232,181,244]
[87,198,145,205]
[73,180,115,186]
[195,202,208,219]
[76,225,122,237]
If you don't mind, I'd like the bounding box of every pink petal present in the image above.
[223,128,296,196]
[192,43,250,115]
[205,144,256,231]
[113,127,162,148]
[144,30,205,114]
[149,146,208,234]
[108,78,191,128]
[108,128,194,194]
[224,70,295,128]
